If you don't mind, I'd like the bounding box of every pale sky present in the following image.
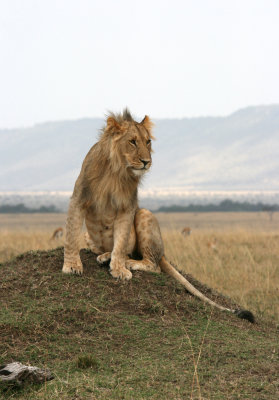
[0,0,278,128]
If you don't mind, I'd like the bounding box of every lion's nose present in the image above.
[140,159,150,167]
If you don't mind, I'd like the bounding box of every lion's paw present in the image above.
[62,262,83,276]
[110,265,132,281]
[97,252,111,265]
[126,259,160,273]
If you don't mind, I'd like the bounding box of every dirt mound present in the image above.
[1,247,279,399]
[1,247,248,322]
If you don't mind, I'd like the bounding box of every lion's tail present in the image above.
[159,256,255,323]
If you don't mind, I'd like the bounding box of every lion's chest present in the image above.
[85,210,115,252]
[85,208,137,254]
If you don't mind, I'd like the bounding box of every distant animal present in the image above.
[50,227,63,240]
[207,238,217,251]
[62,109,254,323]
[181,227,192,236]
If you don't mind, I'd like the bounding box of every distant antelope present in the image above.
[181,227,192,236]
[207,238,217,251]
[50,227,63,240]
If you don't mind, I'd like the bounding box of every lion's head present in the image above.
[80,109,154,211]
[103,109,155,177]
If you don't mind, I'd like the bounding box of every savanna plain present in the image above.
[0,212,279,399]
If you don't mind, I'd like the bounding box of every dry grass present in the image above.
[0,213,67,263]
[0,231,63,263]
[1,212,279,323]
[162,229,279,323]
[156,211,279,232]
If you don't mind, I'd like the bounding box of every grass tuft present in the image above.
[76,355,100,370]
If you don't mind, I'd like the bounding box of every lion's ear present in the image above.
[106,116,122,134]
[140,115,154,131]
[140,115,155,139]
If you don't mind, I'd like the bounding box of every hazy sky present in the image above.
[0,0,278,128]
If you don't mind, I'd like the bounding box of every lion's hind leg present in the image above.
[127,209,164,274]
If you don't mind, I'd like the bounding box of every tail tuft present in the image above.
[234,309,255,323]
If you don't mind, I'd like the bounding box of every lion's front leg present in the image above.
[110,210,134,281]
[62,195,85,275]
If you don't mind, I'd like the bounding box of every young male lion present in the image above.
[62,109,254,322]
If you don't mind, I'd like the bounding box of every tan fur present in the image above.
[181,227,191,236]
[50,227,63,240]
[63,109,153,279]
[62,109,242,317]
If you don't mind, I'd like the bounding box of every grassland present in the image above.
[0,212,279,398]
[1,247,279,399]
[0,212,278,323]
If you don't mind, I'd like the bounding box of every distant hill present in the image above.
[1,105,279,191]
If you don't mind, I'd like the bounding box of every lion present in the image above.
[62,109,254,323]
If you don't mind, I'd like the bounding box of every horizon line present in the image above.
[1,103,278,131]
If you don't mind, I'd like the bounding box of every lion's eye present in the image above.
[147,139,151,145]
[130,140,137,146]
